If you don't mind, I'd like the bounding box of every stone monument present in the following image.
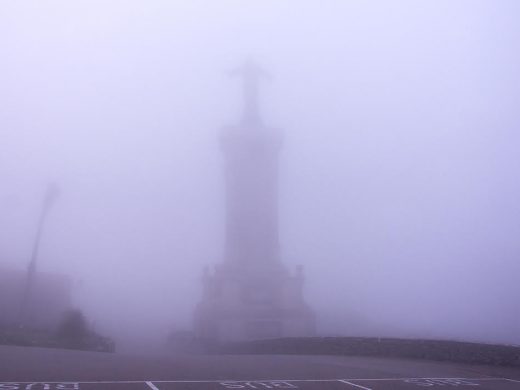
[194,62,315,342]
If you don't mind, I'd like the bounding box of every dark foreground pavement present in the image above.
[1,345,519,389]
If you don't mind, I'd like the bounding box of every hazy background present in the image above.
[1,0,519,349]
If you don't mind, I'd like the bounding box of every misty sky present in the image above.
[1,1,519,348]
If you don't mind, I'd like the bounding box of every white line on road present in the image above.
[338,380,372,390]
[145,382,160,390]
[1,377,510,384]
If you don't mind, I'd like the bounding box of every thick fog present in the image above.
[1,1,519,350]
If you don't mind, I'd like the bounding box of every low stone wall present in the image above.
[218,337,520,367]
[0,327,115,353]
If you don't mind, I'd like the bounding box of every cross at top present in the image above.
[230,60,270,126]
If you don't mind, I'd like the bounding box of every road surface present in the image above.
[1,345,519,389]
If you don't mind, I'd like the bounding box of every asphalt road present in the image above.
[1,345,519,389]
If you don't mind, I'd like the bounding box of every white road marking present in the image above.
[0,377,520,390]
[403,378,480,386]
[220,382,298,389]
[0,377,512,384]
[145,382,160,390]
[337,377,499,382]
[338,380,372,390]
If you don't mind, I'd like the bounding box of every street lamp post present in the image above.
[17,183,60,328]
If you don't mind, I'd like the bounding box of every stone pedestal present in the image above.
[195,263,315,342]
[194,64,315,342]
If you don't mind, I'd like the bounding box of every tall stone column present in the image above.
[194,62,315,342]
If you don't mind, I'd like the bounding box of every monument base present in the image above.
[194,263,315,342]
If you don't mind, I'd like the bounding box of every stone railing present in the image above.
[218,337,520,367]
